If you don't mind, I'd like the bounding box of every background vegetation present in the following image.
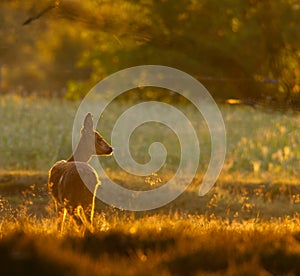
[1,95,300,180]
[1,0,300,106]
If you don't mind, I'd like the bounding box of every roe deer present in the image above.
[48,113,112,233]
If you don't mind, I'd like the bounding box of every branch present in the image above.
[23,1,61,26]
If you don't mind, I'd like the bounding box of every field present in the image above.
[1,95,300,275]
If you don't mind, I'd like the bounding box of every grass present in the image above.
[1,204,300,275]
[1,95,300,178]
[1,95,300,275]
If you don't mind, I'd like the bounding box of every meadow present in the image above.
[1,95,300,275]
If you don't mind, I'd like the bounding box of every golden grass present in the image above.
[1,171,300,275]
[1,209,300,275]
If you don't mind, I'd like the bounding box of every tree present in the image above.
[1,0,300,107]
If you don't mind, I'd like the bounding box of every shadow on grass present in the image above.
[1,228,300,275]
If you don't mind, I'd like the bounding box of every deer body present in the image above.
[48,113,112,232]
[49,161,99,209]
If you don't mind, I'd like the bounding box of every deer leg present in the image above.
[75,206,95,235]
[72,206,85,236]
[59,207,67,233]
[90,183,100,224]
[56,207,63,231]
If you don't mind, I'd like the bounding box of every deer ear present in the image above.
[83,112,94,130]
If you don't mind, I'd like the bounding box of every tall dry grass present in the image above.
[1,206,300,275]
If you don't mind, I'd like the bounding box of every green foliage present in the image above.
[1,95,300,192]
[0,96,76,170]
[1,0,300,104]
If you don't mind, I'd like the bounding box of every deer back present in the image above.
[48,161,99,209]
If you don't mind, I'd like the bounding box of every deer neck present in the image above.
[67,140,92,163]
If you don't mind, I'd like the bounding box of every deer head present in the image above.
[68,113,113,162]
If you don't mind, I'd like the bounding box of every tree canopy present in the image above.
[1,0,300,106]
